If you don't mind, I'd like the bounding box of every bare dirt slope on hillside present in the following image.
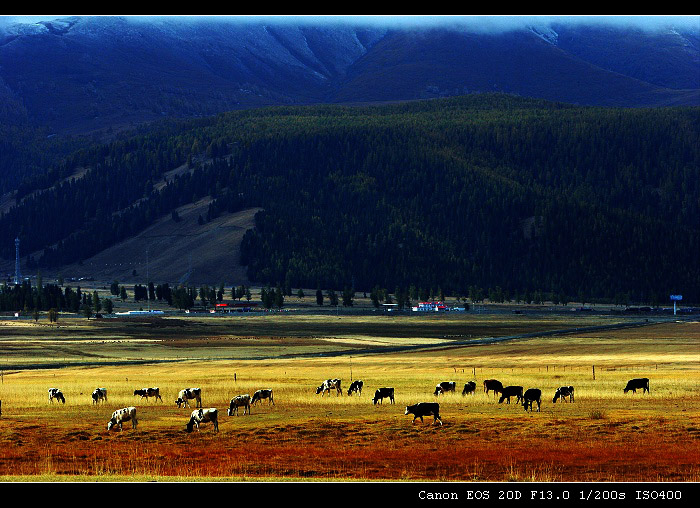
[60,201,261,285]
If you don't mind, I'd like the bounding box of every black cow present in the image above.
[134,387,163,402]
[624,378,649,394]
[483,379,503,398]
[553,386,575,403]
[498,385,524,404]
[92,388,107,404]
[461,381,477,396]
[373,387,395,405]
[522,388,542,412]
[433,381,456,396]
[48,388,65,404]
[347,380,364,396]
[251,389,275,406]
[405,402,442,425]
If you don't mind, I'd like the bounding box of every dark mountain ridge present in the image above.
[0,94,697,304]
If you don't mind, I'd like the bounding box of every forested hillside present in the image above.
[1,94,697,303]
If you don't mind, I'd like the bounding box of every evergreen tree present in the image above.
[327,289,338,306]
[342,286,354,307]
[93,291,101,313]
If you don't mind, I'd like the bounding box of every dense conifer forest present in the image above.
[1,94,697,303]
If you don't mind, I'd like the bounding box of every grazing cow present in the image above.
[134,387,163,402]
[185,408,218,432]
[461,381,477,396]
[553,386,575,403]
[498,385,524,404]
[251,389,275,406]
[107,407,138,431]
[347,380,364,396]
[175,388,202,408]
[624,378,650,394]
[92,388,108,404]
[522,388,542,412]
[405,402,443,426]
[433,381,456,396]
[373,387,395,405]
[227,394,251,416]
[48,388,65,404]
[483,379,504,398]
[316,379,342,397]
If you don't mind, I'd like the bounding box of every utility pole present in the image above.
[146,249,150,312]
[14,237,21,285]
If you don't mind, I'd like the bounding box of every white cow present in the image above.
[186,408,218,432]
[176,388,202,408]
[107,407,138,431]
[92,388,108,404]
[48,388,65,404]
[316,379,342,396]
[227,394,251,416]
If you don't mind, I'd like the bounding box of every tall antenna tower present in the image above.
[14,237,22,285]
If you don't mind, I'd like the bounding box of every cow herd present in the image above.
[39,376,651,432]
[41,385,274,433]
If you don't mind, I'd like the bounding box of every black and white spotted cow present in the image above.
[186,408,218,432]
[316,379,342,397]
[107,407,138,431]
[347,380,364,396]
[461,381,477,396]
[522,388,542,412]
[433,381,456,396]
[405,402,442,426]
[175,388,202,408]
[227,394,251,416]
[92,388,108,404]
[498,385,524,404]
[251,389,275,406]
[372,387,395,405]
[134,387,163,402]
[483,379,504,398]
[48,388,65,404]
[624,378,649,394]
[552,386,575,403]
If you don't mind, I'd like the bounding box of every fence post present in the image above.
[592,365,596,380]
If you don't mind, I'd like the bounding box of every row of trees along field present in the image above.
[0,275,666,315]
[1,94,697,303]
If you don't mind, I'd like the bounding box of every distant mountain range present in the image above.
[1,16,698,134]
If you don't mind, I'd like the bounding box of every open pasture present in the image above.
[0,317,698,481]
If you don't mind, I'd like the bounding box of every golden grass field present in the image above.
[0,313,698,482]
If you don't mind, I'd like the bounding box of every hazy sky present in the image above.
[1,15,698,33]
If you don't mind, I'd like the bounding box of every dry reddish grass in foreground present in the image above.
[1,403,698,481]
